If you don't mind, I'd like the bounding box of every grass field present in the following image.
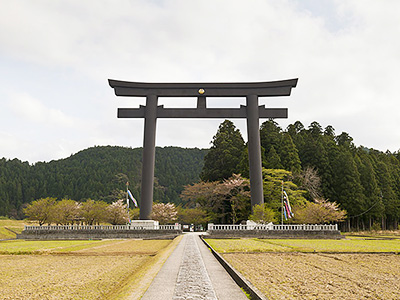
[0,238,179,300]
[0,219,32,239]
[205,236,400,299]
[206,236,400,253]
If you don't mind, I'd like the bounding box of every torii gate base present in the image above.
[109,79,298,220]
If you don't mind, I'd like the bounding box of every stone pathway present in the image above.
[173,234,217,299]
[140,233,248,300]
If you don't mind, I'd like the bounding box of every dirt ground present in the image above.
[224,252,400,300]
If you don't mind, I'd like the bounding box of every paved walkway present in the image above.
[141,233,248,300]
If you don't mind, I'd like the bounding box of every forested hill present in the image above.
[0,146,207,218]
[198,120,400,230]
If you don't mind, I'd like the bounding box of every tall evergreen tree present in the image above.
[279,133,301,173]
[330,150,365,226]
[287,121,306,151]
[260,120,282,156]
[265,146,283,169]
[308,121,323,137]
[355,151,383,228]
[375,160,398,229]
[299,131,330,182]
[336,132,355,149]
[237,146,250,178]
[201,120,245,181]
[324,125,335,137]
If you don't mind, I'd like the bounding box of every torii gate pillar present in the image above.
[141,94,158,220]
[246,95,264,209]
[109,79,298,220]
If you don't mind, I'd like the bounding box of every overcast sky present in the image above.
[1,0,400,163]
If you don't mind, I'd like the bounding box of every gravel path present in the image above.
[140,233,247,300]
[173,234,217,299]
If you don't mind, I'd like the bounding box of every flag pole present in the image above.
[281,181,284,225]
[126,181,130,224]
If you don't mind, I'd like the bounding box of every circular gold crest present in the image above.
[198,88,205,95]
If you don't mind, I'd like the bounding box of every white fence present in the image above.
[24,223,337,232]
[207,223,338,231]
[24,224,182,231]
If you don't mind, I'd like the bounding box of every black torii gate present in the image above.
[109,79,298,220]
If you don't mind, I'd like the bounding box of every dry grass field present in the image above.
[3,219,400,299]
[206,237,400,299]
[0,238,179,300]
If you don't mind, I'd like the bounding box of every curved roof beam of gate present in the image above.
[108,79,298,98]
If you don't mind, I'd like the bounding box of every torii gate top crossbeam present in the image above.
[108,79,298,97]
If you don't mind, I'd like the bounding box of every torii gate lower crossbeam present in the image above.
[109,79,298,220]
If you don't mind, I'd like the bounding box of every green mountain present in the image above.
[0,146,207,218]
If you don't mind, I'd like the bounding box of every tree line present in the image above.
[2,120,400,231]
[0,146,207,218]
[191,120,400,231]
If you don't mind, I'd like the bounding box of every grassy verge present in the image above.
[0,219,33,239]
[113,235,183,299]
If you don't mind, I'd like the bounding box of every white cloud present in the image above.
[0,132,23,158]
[8,92,76,128]
[1,0,400,162]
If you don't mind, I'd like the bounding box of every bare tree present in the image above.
[180,174,250,224]
[80,199,108,225]
[50,199,81,225]
[297,166,322,199]
[216,174,250,224]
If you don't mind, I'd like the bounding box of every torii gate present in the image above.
[109,79,298,220]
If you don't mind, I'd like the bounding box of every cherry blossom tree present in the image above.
[106,199,129,225]
[294,198,347,224]
[151,203,178,224]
